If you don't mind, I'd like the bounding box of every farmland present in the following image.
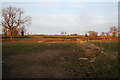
[89,39,118,53]
[2,36,119,78]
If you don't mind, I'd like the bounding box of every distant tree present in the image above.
[109,26,118,37]
[105,32,110,39]
[19,26,26,37]
[88,31,98,39]
[21,30,24,37]
[101,32,105,36]
[85,34,88,37]
[64,32,67,35]
[70,34,78,36]
[61,32,64,35]
[61,31,67,35]
[105,32,110,37]
[2,6,31,40]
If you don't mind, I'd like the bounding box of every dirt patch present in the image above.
[3,49,69,78]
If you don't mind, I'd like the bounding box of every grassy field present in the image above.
[2,38,119,78]
[2,35,80,43]
[89,39,118,53]
[2,35,84,40]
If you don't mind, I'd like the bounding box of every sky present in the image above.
[1,1,118,35]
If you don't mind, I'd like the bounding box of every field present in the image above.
[89,39,118,53]
[2,36,119,78]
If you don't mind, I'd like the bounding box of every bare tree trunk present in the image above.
[10,36,12,40]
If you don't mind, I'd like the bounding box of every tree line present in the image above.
[88,26,118,39]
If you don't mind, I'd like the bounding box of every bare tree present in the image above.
[64,32,67,35]
[105,32,110,36]
[85,34,88,37]
[61,31,67,35]
[105,32,110,39]
[2,6,31,40]
[101,32,105,36]
[109,26,118,37]
[88,31,98,39]
[61,31,64,35]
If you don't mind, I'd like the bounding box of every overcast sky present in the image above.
[2,2,118,35]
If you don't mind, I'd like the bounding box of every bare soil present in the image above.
[3,49,71,78]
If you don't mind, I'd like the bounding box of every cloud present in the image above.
[27,15,81,34]
[32,15,78,28]
[26,13,117,34]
